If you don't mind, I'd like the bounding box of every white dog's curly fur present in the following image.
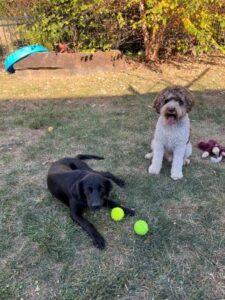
[145,86,194,180]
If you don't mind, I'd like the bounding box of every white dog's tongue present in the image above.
[167,116,176,125]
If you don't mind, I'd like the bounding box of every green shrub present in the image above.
[24,0,225,61]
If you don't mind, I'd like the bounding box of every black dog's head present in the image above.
[73,173,112,210]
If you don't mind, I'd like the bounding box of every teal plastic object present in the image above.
[4,44,49,73]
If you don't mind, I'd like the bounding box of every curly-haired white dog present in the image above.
[145,86,194,180]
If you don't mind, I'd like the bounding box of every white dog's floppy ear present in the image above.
[153,90,165,113]
[182,88,194,112]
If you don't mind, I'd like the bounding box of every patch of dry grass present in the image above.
[0,59,225,100]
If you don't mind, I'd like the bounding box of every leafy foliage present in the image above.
[16,0,225,60]
[24,0,120,51]
[123,0,225,60]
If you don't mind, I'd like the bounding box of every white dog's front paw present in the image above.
[171,171,183,180]
[148,164,160,175]
[184,158,190,165]
[145,152,153,160]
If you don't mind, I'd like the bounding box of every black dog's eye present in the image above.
[97,186,102,192]
[165,99,170,104]
[88,187,93,193]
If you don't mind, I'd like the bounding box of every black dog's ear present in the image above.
[104,179,112,196]
[77,180,85,199]
[71,180,85,200]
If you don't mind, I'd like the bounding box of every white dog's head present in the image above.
[153,86,194,125]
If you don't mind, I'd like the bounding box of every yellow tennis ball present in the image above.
[111,207,125,221]
[134,220,149,236]
[48,126,54,133]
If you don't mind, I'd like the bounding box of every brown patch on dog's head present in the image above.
[153,85,194,114]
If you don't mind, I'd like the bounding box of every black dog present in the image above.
[47,154,135,249]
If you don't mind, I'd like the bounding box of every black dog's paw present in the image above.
[125,208,135,216]
[93,234,106,249]
[117,178,126,188]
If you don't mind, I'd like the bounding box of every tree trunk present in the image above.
[151,26,166,62]
[139,0,152,62]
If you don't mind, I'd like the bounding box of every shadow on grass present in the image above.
[0,88,225,131]
[1,87,225,300]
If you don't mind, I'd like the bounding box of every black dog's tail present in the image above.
[76,154,104,160]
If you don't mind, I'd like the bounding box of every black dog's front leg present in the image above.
[99,171,126,187]
[104,198,135,216]
[70,202,105,249]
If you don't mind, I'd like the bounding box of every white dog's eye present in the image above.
[178,99,184,105]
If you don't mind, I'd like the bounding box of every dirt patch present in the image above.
[200,268,225,298]
[0,127,44,149]
[0,128,45,173]
[166,198,199,221]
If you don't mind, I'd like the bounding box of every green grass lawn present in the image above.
[0,62,225,300]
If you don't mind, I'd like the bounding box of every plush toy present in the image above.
[198,139,225,163]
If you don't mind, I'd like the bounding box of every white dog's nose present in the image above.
[167,107,176,113]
